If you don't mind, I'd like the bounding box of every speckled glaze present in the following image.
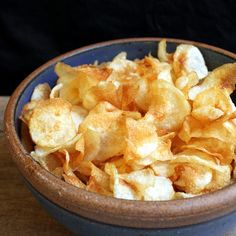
[4,38,236,235]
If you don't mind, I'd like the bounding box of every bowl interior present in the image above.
[14,40,235,138]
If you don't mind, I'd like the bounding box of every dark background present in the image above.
[1,0,235,95]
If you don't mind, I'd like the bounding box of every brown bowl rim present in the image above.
[4,37,236,229]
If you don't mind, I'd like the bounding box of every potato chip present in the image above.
[143,176,175,201]
[170,149,231,193]
[188,63,236,100]
[71,105,88,131]
[157,39,173,63]
[173,44,208,79]
[180,137,235,165]
[50,83,63,99]
[31,83,51,101]
[125,117,174,170]
[105,163,140,200]
[29,98,77,148]
[55,62,111,105]
[175,72,199,98]
[148,80,191,134]
[20,83,51,124]
[192,87,232,122]
[79,102,126,162]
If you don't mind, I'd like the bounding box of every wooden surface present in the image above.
[0,97,74,236]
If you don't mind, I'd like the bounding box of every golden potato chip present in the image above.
[172,163,213,194]
[125,117,174,170]
[148,80,191,134]
[171,149,232,193]
[55,62,111,105]
[188,63,236,100]
[29,98,77,148]
[180,137,235,165]
[79,102,126,162]
[192,88,232,122]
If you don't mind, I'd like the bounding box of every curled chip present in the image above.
[21,40,236,201]
[29,98,77,148]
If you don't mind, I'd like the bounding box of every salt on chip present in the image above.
[29,98,77,148]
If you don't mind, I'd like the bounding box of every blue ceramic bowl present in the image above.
[4,38,236,236]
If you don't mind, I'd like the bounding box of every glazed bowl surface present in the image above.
[4,38,236,236]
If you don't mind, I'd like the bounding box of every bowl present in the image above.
[4,38,236,236]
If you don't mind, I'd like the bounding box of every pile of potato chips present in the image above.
[20,40,236,201]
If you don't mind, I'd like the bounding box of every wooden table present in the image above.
[0,97,74,236]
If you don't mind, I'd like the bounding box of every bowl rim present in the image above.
[4,37,236,229]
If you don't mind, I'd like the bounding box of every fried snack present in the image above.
[20,40,236,201]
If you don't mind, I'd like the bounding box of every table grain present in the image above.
[0,97,74,236]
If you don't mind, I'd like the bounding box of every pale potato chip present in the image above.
[50,83,63,99]
[174,192,199,199]
[71,105,88,131]
[173,44,208,79]
[108,52,137,72]
[105,163,140,200]
[143,176,174,201]
[31,83,51,101]
[175,72,199,98]
[29,98,77,148]
[20,83,51,124]
[158,39,172,63]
